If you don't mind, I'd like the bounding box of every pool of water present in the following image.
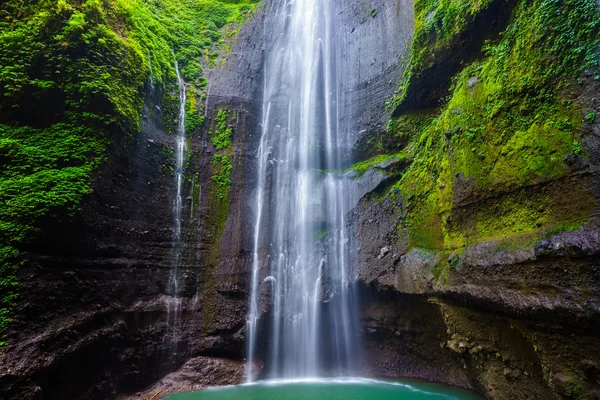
[165,378,483,400]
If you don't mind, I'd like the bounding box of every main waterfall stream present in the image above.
[247,0,358,381]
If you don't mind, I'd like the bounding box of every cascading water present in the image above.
[165,61,187,355]
[247,0,359,381]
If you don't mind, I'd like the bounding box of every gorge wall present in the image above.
[349,0,600,397]
[0,1,265,398]
[1,0,599,399]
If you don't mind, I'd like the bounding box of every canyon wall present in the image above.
[1,0,599,399]
[349,0,600,397]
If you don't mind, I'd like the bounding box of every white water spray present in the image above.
[247,0,358,381]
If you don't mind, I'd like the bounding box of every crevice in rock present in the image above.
[393,0,518,116]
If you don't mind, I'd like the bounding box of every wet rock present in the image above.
[378,246,391,259]
[552,373,583,398]
[447,339,468,354]
[127,357,246,400]
[452,173,477,206]
[534,231,595,259]
[563,152,589,171]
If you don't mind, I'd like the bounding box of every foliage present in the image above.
[585,111,597,123]
[209,107,234,200]
[185,88,204,135]
[387,0,600,250]
[124,0,259,89]
[209,108,233,149]
[211,154,233,200]
[0,0,258,343]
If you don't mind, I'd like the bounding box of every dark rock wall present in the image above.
[0,7,266,400]
[351,163,600,398]
[335,0,414,157]
[0,83,181,400]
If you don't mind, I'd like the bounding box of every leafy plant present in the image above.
[585,111,597,123]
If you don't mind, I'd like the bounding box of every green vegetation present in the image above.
[202,107,236,330]
[585,111,597,123]
[202,147,233,328]
[348,152,406,177]
[385,0,600,252]
[543,221,584,239]
[0,0,258,343]
[208,107,235,200]
[211,154,233,200]
[185,89,204,136]
[389,0,496,110]
[209,108,233,149]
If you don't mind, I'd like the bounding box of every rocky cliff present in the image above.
[1,0,599,399]
[0,2,264,399]
[349,0,600,397]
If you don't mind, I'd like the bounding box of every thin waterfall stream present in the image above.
[165,61,187,357]
[247,0,358,381]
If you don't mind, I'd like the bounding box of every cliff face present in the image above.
[353,190,600,398]
[1,0,599,399]
[0,4,265,399]
[350,0,600,397]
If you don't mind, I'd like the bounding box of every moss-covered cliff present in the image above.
[0,0,257,343]
[353,0,600,397]
[0,1,265,398]
[355,0,600,262]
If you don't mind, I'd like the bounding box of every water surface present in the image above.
[166,378,483,400]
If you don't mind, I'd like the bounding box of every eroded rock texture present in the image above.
[351,151,600,398]
[0,8,265,400]
[2,0,599,399]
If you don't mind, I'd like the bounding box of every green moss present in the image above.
[348,152,406,177]
[388,0,600,252]
[543,221,584,239]
[0,0,259,342]
[185,88,203,136]
[200,105,239,329]
[315,229,329,241]
[559,374,586,400]
[202,158,233,331]
[201,179,230,329]
[209,108,233,150]
[389,0,497,111]
[211,154,233,200]
[585,111,597,123]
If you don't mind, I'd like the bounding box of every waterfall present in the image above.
[247,0,358,381]
[165,61,187,356]
[173,62,187,263]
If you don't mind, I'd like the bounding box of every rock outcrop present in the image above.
[351,127,600,398]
